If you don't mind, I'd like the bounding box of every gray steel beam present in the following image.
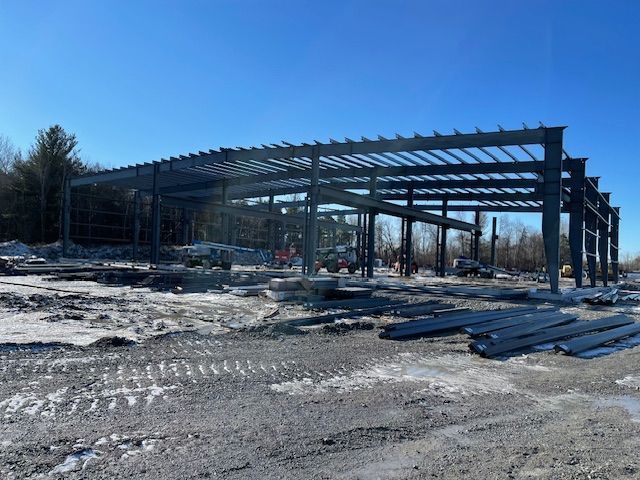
[541,129,564,293]
[160,196,361,232]
[367,175,377,278]
[379,192,543,202]
[611,206,620,283]
[152,160,549,198]
[267,193,275,252]
[584,178,599,287]
[404,186,414,276]
[181,208,192,245]
[318,187,480,232]
[132,190,141,260]
[62,179,71,257]
[490,216,497,266]
[70,128,561,187]
[221,180,229,244]
[305,147,320,276]
[473,210,481,261]
[150,163,161,265]
[598,192,611,286]
[439,199,448,277]
[568,159,586,287]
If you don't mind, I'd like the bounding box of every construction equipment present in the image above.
[452,257,495,278]
[561,264,573,278]
[182,242,233,270]
[314,245,360,274]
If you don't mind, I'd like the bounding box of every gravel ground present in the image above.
[1,275,640,479]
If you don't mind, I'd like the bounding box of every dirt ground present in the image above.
[1,275,640,479]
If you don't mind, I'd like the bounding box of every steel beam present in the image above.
[404,186,414,276]
[541,128,564,293]
[611,206,620,283]
[490,217,498,266]
[160,196,360,232]
[367,175,377,278]
[304,147,320,276]
[62,179,71,257]
[318,187,479,232]
[584,178,599,287]
[598,192,611,286]
[473,210,481,262]
[132,190,141,260]
[70,128,561,188]
[439,199,448,277]
[221,180,229,244]
[568,159,586,287]
[150,163,161,265]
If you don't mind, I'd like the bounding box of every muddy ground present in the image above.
[1,275,640,479]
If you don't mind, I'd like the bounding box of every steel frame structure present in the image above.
[65,125,619,293]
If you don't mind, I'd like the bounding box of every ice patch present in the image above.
[49,448,99,474]
[271,353,515,398]
[616,375,640,389]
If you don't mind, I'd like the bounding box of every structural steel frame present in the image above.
[65,125,620,293]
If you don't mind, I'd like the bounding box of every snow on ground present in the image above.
[0,275,280,346]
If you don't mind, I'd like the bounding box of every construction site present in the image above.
[2,124,640,478]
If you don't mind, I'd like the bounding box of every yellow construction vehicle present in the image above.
[560,264,573,278]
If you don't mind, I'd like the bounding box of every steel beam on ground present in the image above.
[541,128,564,293]
[585,178,599,287]
[598,192,611,286]
[568,159,586,288]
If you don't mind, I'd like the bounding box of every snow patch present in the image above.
[49,448,99,474]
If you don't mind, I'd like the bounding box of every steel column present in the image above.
[541,129,564,293]
[490,217,497,266]
[367,175,377,278]
[62,178,71,257]
[611,206,620,283]
[221,180,229,244]
[439,199,448,277]
[473,210,481,261]
[568,159,586,288]
[404,185,414,276]
[304,147,320,276]
[268,193,275,252]
[132,190,141,261]
[150,163,161,265]
[598,192,611,287]
[181,208,192,245]
[584,178,599,287]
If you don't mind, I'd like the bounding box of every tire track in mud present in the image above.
[0,338,355,418]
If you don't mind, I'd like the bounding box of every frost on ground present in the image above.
[270,352,518,398]
[0,275,281,345]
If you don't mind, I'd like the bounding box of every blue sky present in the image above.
[0,1,638,253]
